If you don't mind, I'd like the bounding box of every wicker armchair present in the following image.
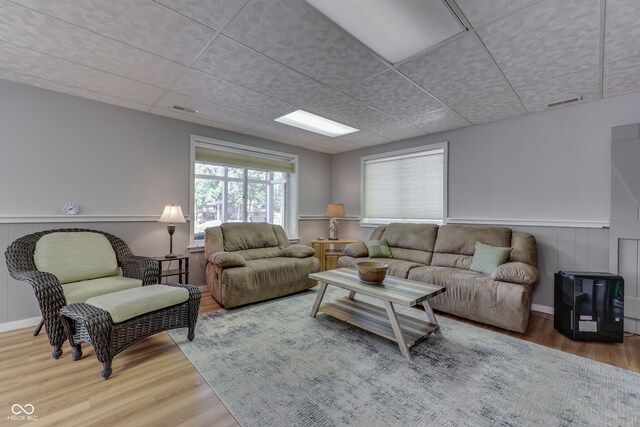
[5,228,159,359]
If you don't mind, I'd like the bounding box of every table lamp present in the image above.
[158,204,186,258]
[326,203,345,240]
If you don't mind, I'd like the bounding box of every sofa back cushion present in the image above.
[219,222,285,260]
[510,231,538,267]
[380,223,439,265]
[432,225,512,269]
[34,232,119,284]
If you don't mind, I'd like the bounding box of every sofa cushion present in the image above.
[338,256,424,278]
[279,245,315,258]
[365,240,392,258]
[34,232,119,284]
[408,266,497,305]
[62,276,142,304]
[222,257,319,296]
[344,242,368,258]
[432,225,512,268]
[381,223,439,252]
[85,285,189,323]
[470,242,512,274]
[510,232,538,267]
[221,222,279,252]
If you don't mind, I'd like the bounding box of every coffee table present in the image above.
[309,268,446,359]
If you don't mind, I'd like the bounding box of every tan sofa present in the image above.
[205,223,320,308]
[338,224,539,333]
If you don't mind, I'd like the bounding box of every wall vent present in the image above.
[171,105,199,114]
[547,96,583,108]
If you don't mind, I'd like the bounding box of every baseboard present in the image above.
[531,303,554,315]
[0,316,41,333]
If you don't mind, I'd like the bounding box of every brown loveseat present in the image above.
[205,223,320,308]
[339,224,539,332]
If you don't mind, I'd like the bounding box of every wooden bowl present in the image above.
[356,261,388,284]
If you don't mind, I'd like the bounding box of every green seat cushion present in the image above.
[365,240,392,258]
[34,232,119,284]
[470,242,513,275]
[63,276,142,304]
[85,285,189,323]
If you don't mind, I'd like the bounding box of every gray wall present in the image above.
[0,79,332,325]
[332,91,640,310]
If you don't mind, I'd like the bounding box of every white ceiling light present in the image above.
[275,110,359,137]
[305,0,464,64]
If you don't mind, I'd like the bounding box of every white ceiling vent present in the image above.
[171,105,199,114]
[547,96,583,108]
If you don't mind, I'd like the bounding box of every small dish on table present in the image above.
[355,261,388,284]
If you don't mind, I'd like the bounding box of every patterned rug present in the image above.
[168,288,640,426]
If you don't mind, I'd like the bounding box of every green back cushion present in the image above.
[365,239,392,258]
[470,241,512,275]
[34,232,119,284]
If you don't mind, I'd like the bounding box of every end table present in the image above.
[155,254,189,284]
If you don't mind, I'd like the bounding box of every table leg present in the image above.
[423,300,443,337]
[384,301,411,359]
[348,291,356,299]
[310,282,328,318]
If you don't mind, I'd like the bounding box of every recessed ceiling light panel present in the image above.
[275,110,359,137]
[171,105,199,114]
[305,0,464,64]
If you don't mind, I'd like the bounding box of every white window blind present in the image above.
[362,146,446,223]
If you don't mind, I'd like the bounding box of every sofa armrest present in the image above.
[208,252,246,268]
[343,242,368,258]
[491,262,539,285]
[279,245,316,258]
[120,255,160,286]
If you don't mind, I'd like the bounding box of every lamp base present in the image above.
[165,253,178,259]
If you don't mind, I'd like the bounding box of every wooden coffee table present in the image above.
[309,268,446,359]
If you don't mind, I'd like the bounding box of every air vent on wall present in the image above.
[547,96,583,108]
[171,105,199,114]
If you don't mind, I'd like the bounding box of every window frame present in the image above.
[360,142,448,226]
[189,135,298,247]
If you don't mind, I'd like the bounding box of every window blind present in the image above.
[195,146,295,173]
[363,148,444,222]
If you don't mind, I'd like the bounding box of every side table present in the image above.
[155,255,189,284]
[310,239,357,271]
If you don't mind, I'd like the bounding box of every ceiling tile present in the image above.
[603,55,640,98]
[304,139,362,154]
[516,67,600,112]
[398,33,526,124]
[156,92,327,144]
[193,36,335,106]
[0,40,164,104]
[478,0,600,89]
[0,70,150,112]
[301,92,395,131]
[455,0,539,29]
[604,0,640,64]
[154,0,246,29]
[343,70,443,119]
[336,131,390,146]
[0,1,185,88]
[173,69,297,119]
[404,108,471,133]
[12,0,214,64]
[222,0,387,89]
[366,119,425,141]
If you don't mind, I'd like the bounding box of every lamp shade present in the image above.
[326,203,345,218]
[158,204,186,223]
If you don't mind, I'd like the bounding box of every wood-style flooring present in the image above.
[1,290,638,426]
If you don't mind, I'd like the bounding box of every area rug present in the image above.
[168,288,640,426]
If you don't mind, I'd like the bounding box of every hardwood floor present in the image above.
[1,290,638,426]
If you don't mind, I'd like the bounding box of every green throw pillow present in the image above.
[365,239,392,258]
[470,241,512,274]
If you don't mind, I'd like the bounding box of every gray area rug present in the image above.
[168,288,640,426]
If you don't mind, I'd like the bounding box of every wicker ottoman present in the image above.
[59,283,200,379]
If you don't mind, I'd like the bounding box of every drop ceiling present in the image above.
[0,0,639,154]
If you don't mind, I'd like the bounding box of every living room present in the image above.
[1,0,639,425]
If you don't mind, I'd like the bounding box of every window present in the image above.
[361,143,447,225]
[190,136,298,246]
